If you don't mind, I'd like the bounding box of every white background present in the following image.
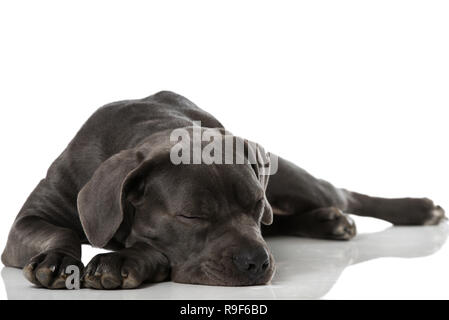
[0,1,448,299]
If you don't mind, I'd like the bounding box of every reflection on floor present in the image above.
[2,222,448,299]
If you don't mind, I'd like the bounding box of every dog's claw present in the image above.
[83,253,145,290]
[22,250,83,289]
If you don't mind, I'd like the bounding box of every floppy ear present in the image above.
[76,149,143,247]
[77,139,170,248]
[248,143,274,226]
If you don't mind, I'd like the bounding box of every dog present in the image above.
[2,91,445,289]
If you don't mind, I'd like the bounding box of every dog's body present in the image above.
[2,91,445,289]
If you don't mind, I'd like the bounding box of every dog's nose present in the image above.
[233,247,270,277]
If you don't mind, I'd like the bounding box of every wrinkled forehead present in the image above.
[155,162,264,214]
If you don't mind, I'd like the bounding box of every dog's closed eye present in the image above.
[177,214,207,221]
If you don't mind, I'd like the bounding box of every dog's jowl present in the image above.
[2,91,445,289]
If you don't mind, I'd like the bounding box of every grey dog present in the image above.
[2,91,445,289]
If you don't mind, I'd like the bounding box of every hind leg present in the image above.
[346,192,445,226]
[264,156,445,239]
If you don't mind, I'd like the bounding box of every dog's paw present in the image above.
[83,252,146,289]
[390,198,446,226]
[301,207,357,240]
[23,250,83,289]
[423,204,446,225]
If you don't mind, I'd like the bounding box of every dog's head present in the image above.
[77,129,275,286]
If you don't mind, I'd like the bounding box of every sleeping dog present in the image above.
[2,91,445,289]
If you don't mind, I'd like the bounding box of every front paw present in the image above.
[83,252,147,289]
[23,250,83,289]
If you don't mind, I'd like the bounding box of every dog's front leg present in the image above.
[83,242,170,289]
[2,216,83,289]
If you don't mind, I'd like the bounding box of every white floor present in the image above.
[1,216,448,300]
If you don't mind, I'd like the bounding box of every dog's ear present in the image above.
[77,139,170,248]
[248,143,274,226]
